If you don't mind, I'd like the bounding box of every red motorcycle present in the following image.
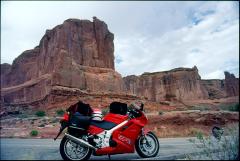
[54,101,159,160]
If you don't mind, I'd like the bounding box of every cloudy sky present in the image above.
[1,1,239,79]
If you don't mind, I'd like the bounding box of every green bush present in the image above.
[30,130,38,136]
[102,108,109,116]
[56,109,65,116]
[219,103,239,111]
[165,94,176,99]
[50,118,60,123]
[158,111,164,115]
[187,124,239,160]
[230,103,239,111]
[35,111,46,117]
[189,105,210,111]
[18,114,28,118]
[38,124,45,127]
[190,128,203,136]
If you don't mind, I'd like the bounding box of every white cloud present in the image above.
[115,1,239,79]
[1,1,239,79]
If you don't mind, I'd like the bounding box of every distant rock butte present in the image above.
[200,79,226,99]
[124,67,239,102]
[0,18,239,108]
[124,66,207,102]
[224,71,239,97]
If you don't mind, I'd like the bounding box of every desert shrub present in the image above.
[158,111,164,115]
[56,109,65,116]
[219,103,239,111]
[102,108,109,116]
[30,130,38,136]
[189,128,203,136]
[38,123,45,127]
[50,118,59,123]
[35,111,46,117]
[187,124,239,160]
[144,109,150,113]
[165,94,176,99]
[18,114,28,118]
[189,105,210,111]
[159,101,170,105]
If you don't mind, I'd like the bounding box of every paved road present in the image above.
[0,137,204,160]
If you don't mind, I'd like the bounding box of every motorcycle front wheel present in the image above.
[60,136,92,160]
[135,131,159,158]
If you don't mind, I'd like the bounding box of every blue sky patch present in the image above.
[115,57,123,64]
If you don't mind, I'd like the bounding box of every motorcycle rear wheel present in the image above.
[135,131,159,158]
[60,136,92,160]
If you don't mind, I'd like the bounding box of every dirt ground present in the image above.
[0,110,238,139]
[0,96,239,138]
[146,111,239,137]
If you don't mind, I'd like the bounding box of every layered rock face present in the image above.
[124,66,209,102]
[1,18,239,108]
[200,79,226,99]
[200,72,239,99]
[124,68,239,102]
[1,18,125,106]
[224,72,239,97]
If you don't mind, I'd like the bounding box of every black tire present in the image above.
[135,131,159,158]
[60,136,92,160]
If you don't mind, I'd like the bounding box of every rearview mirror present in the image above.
[140,103,144,111]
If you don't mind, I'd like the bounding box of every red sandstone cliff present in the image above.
[124,69,239,102]
[1,18,239,108]
[1,18,126,106]
[123,66,209,102]
[200,79,226,99]
[224,71,239,97]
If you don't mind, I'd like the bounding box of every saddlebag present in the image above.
[68,112,91,135]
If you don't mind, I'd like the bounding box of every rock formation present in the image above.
[1,18,127,107]
[200,79,226,99]
[224,71,239,97]
[1,18,239,109]
[124,68,239,102]
[199,72,239,99]
[124,66,209,102]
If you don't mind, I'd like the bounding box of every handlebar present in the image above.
[127,105,143,118]
[128,102,144,111]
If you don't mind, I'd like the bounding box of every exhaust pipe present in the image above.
[65,133,96,150]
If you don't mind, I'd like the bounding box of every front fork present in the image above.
[142,128,151,135]
[140,128,151,145]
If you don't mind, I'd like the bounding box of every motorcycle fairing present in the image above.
[103,113,129,124]
[93,111,148,155]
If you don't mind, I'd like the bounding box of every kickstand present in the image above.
[108,154,111,160]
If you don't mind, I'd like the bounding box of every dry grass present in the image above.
[147,125,210,138]
[146,111,239,138]
[186,123,239,160]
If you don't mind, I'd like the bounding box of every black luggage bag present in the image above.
[68,112,91,136]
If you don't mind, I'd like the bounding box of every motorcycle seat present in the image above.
[90,120,117,130]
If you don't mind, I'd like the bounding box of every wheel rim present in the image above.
[64,138,89,160]
[138,133,158,156]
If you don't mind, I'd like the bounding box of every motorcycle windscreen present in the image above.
[109,102,128,115]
